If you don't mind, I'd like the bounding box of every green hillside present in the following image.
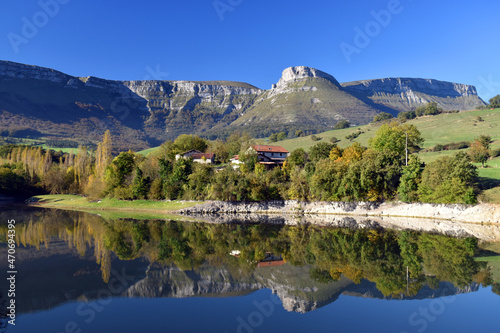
[275,108,500,202]
[225,77,380,136]
[278,108,500,152]
[141,108,500,165]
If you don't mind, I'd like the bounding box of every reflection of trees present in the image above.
[418,234,481,288]
[3,210,492,296]
[0,290,7,333]
[10,210,113,282]
[493,283,500,296]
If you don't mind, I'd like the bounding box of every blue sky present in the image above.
[1,0,499,101]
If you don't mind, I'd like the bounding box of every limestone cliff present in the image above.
[0,60,261,150]
[342,77,485,112]
[0,61,486,149]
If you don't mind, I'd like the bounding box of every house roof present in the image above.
[178,150,214,160]
[251,145,289,153]
[190,153,214,159]
[180,149,203,155]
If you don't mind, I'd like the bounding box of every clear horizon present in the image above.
[1,0,499,101]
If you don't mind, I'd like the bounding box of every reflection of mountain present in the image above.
[124,262,479,313]
[125,263,262,298]
[0,242,480,315]
[0,207,489,316]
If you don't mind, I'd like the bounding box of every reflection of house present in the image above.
[257,253,285,268]
[231,145,289,169]
[175,150,215,164]
[229,250,241,257]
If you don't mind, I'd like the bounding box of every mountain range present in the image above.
[0,61,486,150]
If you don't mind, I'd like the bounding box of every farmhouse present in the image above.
[231,145,289,169]
[251,145,289,164]
[175,149,215,164]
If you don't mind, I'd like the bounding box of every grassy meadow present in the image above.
[277,108,500,153]
[30,194,203,218]
[276,108,500,203]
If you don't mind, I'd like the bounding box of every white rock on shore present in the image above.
[177,201,500,241]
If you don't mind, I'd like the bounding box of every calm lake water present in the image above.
[1,207,500,333]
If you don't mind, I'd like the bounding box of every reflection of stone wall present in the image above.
[184,212,500,242]
[178,201,500,241]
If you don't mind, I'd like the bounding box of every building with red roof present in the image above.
[231,145,289,169]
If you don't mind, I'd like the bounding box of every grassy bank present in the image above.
[30,194,204,219]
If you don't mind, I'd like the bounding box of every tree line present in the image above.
[0,121,483,204]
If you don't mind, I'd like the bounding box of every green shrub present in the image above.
[433,144,445,152]
[311,135,322,141]
[373,112,393,122]
[398,110,417,121]
[346,131,363,140]
[334,120,350,130]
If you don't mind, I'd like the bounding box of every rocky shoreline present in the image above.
[178,200,500,224]
[178,201,500,242]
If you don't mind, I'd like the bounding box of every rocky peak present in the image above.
[273,66,340,88]
[341,77,486,111]
[342,77,479,97]
[0,60,69,83]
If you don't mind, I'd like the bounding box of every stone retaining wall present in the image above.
[178,201,500,224]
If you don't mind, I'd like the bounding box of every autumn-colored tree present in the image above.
[468,139,490,167]
[85,130,113,199]
[329,146,343,162]
[338,142,365,165]
[95,130,113,177]
[74,145,92,191]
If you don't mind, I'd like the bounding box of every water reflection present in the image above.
[0,207,498,316]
